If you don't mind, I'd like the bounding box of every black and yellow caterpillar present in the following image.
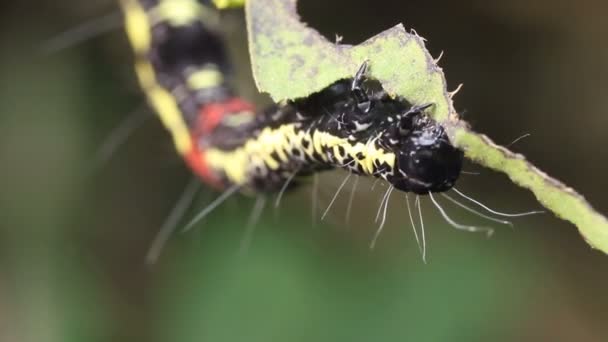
[120,0,463,195]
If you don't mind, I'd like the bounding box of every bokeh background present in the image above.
[1,0,607,341]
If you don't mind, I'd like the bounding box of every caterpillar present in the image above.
[120,0,463,196]
[115,0,544,261]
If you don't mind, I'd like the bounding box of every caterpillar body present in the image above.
[120,0,463,195]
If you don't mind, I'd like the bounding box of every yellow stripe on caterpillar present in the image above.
[153,0,203,26]
[120,0,151,54]
[204,122,396,187]
[220,112,256,127]
[123,0,193,155]
[187,67,225,90]
[212,0,246,9]
[151,0,219,27]
[146,87,193,153]
[132,53,192,155]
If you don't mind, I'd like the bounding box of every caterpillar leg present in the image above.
[351,60,373,113]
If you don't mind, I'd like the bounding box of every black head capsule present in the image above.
[388,111,463,194]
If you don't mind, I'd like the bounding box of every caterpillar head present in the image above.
[295,80,464,195]
[385,107,464,194]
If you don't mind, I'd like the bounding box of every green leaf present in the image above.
[245,0,454,122]
[245,0,608,254]
[449,124,608,253]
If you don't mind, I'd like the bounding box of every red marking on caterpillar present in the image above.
[185,97,255,188]
[196,97,255,135]
[184,145,222,189]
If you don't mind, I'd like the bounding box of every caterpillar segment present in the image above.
[121,0,464,195]
[121,0,255,187]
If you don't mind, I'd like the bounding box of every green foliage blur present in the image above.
[0,0,607,341]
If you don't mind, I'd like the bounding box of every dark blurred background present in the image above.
[1,0,607,341]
